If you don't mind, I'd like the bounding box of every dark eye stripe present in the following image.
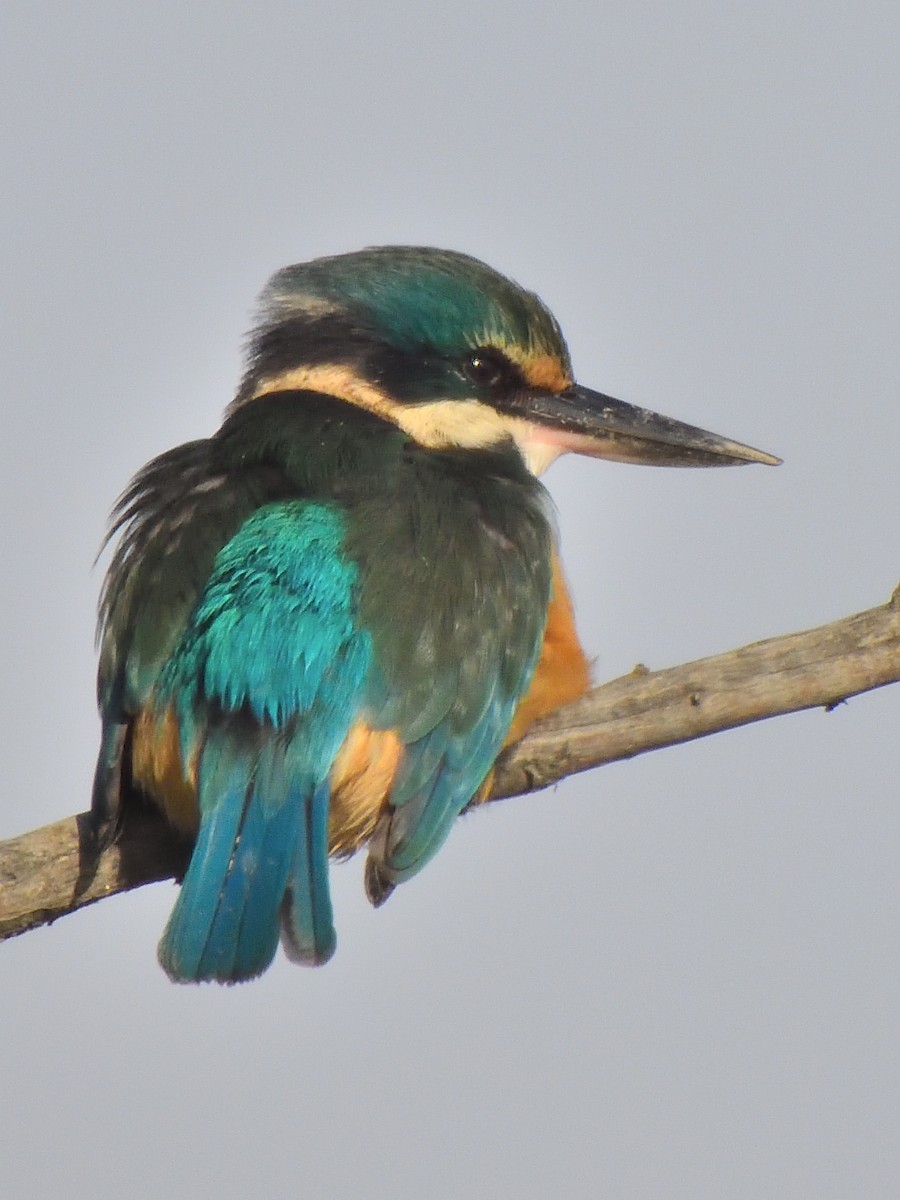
[461,348,520,392]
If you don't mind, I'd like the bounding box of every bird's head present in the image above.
[234,246,778,474]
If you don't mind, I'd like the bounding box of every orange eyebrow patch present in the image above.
[522,353,572,392]
[500,348,572,393]
[329,723,405,857]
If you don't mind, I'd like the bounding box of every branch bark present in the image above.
[2,587,898,943]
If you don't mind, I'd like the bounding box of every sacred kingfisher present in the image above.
[93,246,777,982]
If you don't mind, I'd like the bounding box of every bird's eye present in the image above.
[462,349,514,391]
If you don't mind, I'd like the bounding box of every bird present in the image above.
[92,246,778,983]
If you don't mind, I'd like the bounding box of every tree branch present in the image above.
[490,583,900,799]
[2,587,898,943]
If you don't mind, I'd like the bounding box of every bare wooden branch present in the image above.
[2,587,898,944]
[0,808,188,941]
[490,583,900,799]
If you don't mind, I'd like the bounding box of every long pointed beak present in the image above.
[523,384,780,467]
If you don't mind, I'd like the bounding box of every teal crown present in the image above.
[257,245,571,363]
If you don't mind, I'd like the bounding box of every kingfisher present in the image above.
[93,246,777,983]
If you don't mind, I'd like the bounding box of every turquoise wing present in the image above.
[93,438,288,828]
[363,640,543,905]
[153,501,372,981]
[346,449,554,904]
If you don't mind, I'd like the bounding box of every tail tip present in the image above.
[364,855,397,908]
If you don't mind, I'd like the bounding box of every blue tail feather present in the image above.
[201,776,301,981]
[158,740,248,981]
[227,756,303,980]
[157,729,335,983]
[280,781,336,965]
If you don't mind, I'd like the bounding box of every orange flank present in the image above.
[328,723,405,857]
[129,565,584,851]
[131,705,199,835]
[504,553,591,746]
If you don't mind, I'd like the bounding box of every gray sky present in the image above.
[2,3,898,1197]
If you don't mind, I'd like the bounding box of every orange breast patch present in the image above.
[504,552,591,746]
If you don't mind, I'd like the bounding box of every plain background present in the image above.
[2,3,898,1197]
